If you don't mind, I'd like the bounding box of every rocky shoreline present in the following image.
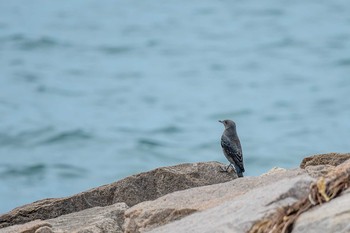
[1,153,350,233]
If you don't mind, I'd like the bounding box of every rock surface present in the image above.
[47,202,128,233]
[1,153,349,233]
[0,220,52,233]
[304,164,335,178]
[0,162,234,229]
[148,174,315,233]
[0,203,128,233]
[293,191,350,233]
[300,152,350,168]
[292,159,350,233]
[124,168,305,232]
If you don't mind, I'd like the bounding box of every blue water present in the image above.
[0,0,350,214]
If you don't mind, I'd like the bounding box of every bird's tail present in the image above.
[234,164,244,178]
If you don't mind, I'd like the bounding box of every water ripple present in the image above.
[39,129,93,145]
[0,128,93,147]
[53,163,88,178]
[335,58,350,66]
[1,34,70,51]
[0,163,87,179]
[137,138,165,148]
[0,127,53,147]
[98,45,134,55]
[0,164,46,178]
[152,126,182,134]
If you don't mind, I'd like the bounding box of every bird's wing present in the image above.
[221,135,245,172]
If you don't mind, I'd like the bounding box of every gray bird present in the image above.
[219,119,245,177]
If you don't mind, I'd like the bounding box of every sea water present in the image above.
[0,0,350,213]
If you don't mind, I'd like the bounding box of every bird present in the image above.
[219,119,245,177]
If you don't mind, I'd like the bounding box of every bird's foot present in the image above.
[219,164,233,173]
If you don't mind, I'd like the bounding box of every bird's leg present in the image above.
[219,163,233,173]
[227,163,234,171]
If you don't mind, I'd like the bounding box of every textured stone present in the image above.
[0,203,128,233]
[247,155,350,233]
[47,202,128,233]
[293,191,350,233]
[304,164,335,178]
[0,220,52,233]
[300,152,350,169]
[148,174,314,233]
[260,167,287,176]
[4,154,350,233]
[0,162,234,228]
[34,226,53,233]
[124,168,308,233]
[293,159,350,233]
[328,158,350,175]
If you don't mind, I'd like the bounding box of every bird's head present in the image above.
[219,119,236,129]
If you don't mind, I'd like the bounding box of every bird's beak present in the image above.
[218,120,223,123]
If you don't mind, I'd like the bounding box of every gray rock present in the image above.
[123,168,309,233]
[0,203,128,233]
[0,220,52,233]
[293,159,350,233]
[300,153,350,169]
[47,202,128,233]
[5,153,350,233]
[147,174,315,233]
[0,162,234,228]
[304,164,335,178]
[293,191,350,233]
[35,226,53,233]
[247,157,350,233]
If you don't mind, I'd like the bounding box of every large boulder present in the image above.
[0,203,128,233]
[300,152,350,169]
[47,202,128,233]
[300,153,350,178]
[0,220,52,233]
[147,173,314,233]
[4,153,349,233]
[124,168,305,232]
[293,159,350,233]
[248,157,350,233]
[293,191,350,233]
[0,162,234,229]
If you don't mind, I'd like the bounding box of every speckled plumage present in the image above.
[219,119,244,177]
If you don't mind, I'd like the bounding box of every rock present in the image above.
[328,158,350,175]
[47,202,128,233]
[34,226,53,233]
[293,191,350,233]
[300,153,350,178]
[4,153,350,233]
[148,174,314,233]
[260,167,287,176]
[293,159,350,233]
[0,203,128,233]
[0,220,52,233]
[247,156,350,233]
[124,168,309,233]
[304,165,335,178]
[0,162,234,228]
[300,153,350,169]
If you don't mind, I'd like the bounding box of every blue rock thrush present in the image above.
[219,119,245,177]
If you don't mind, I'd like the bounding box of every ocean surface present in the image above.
[0,0,350,214]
